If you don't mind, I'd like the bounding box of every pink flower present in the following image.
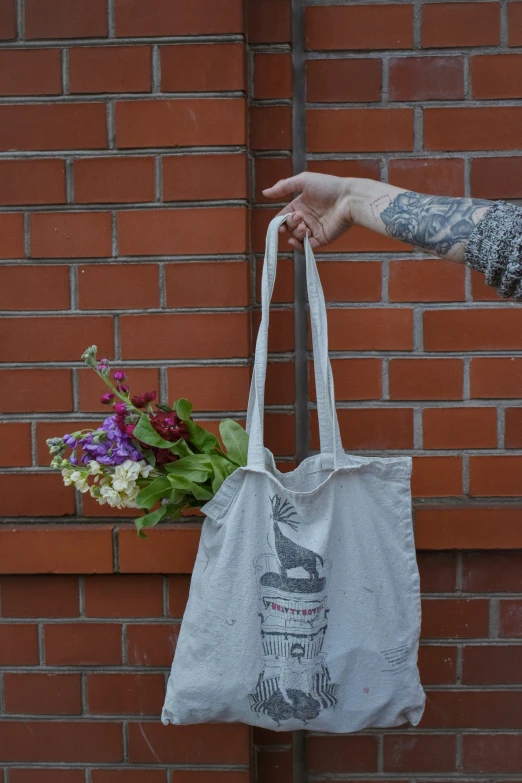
[113,371,126,382]
[101,393,115,405]
[114,403,127,414]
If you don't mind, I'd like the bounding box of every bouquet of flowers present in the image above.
[47,346,248,537]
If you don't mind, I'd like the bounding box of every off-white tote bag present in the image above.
[162,214,426,732]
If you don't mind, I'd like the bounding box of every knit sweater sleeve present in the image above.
[464,200,522,299]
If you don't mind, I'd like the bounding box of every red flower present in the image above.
[150,411,189,442]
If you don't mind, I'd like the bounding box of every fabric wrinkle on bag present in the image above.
[162,214,426,733]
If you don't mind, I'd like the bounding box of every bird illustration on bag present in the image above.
[249,493,339,726]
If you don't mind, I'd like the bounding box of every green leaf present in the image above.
[169,438,194,458]
[135,505,167,539]
[155,403,174,413]
[185,419,221,454]
[167,474,213,500]
[211,457,227,493]
[136,476,171,510]
[175,398,193,420]
[219,419,249,466]
[164,455,212,483]
[141,449,156,467]
[133,415,173,449]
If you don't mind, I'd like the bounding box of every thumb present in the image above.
[262,173,307,199]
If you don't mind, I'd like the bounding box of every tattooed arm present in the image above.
[263,173,493,263]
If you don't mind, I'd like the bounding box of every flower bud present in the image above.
[113,371,126,382]
[131,394,146,408]
[119,384,129,393]
[114,403,127,414]
[100,393,115,405]
[144,390,157,403]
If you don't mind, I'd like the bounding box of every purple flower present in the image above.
[114,403,127,414]
[113,371,126,382]
[63,434,78,448]
[75,416,144,467]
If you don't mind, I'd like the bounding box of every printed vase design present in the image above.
[249,495,339,725]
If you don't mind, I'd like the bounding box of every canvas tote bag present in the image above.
[162,214,426,732]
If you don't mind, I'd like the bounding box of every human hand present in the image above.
[262,172,354,250]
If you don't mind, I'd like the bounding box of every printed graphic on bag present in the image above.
[249,494,339,725]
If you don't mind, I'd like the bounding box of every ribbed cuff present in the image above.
[465,201,522,299]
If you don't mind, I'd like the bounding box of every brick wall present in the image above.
[1,0,522,780]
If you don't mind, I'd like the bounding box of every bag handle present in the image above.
[246,214,344,468]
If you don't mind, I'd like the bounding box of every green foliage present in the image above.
[219,418,249,466]
[136,476,172,509]
[135,505,168,539]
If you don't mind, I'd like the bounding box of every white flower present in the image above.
[139,461,154,478]
[70,471,82,483]
[100,484,123,508]
[61,468,74,486]
[75,476,90,494]
[88,460,102,475]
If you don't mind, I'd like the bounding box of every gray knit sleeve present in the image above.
[464,200,522,299]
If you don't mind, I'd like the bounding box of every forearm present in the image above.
[346,178,493,263]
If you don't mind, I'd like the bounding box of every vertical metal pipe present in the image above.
[291,1,309,781]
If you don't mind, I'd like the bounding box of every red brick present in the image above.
[389,259,465,302]
[463,551,522,591]
[422,599,489,638]
[166,365,248,411]
[390,56,464,101]
[45,623,122,665]
[165,261,249,308]
[79,263,159,309]
[306,736,377,773]
[423,407,497,449]
[255,257,294,303]
[472,53,522,99]
[79,367,158,413]
[255,157,293,203]
[423,690,522,728]
[471,357,522,398]
[412,456,462,497]
[74,157,155,204]
[250,105,292,151]
[0,49,61,95]
[500,600,522,637]
[306,5,413,50]
[161,43,244,92]
[418,645,457,684]
[0,265,69,310]
[390,359,463,401]
[10,771,84,783]
[327,308,413,351]
[120,312,248,360]
[255,52,292,99]
[425,107,522,151]
[31,211,112,259]
[128,722,249,764]
[248,0,291,43]
[84,574,163,617]
[254,308,294,353]
[310,358,382,401]
[69,46,151,93]
[115,0,243,36]
[25,0,107,38]
[0,316,112,362]
[0,0,15,39]
[0,423,31,467]
[117,207,247,255]
[118,524,199,574]
[263,412,295,456]
[88,673,165,715]
[0,624,38,664]
[472,157,522,199]
[0,213,24,258]
[504,407,522,447]
[311,408,413,450]
[418,551,458,592]
[92,772,166,783]
[388,158,465,197]
[0,104,106,151]
[116,99,245,148]
[0,722,122,763]
[307,59,381,103]
[463,734,522,772]
[0,159,65,205]
[163,154,247,201]
[469,456,522,496]
[256,747,292,783]
[1,368,72,413]
[463,645,522,683]
[0,474,74,517]
[0,526,113,574]
[422,2,499,47]
[470,268,500,300]
[425,309,522,351]
[384,734,455,772]
[308,108,413,152]
[509,1,522,45]
[308,159,381,180]
[126,624,179,666]
[168,574,191,616]
[5,673,81,714]
[318,261,382,302]
[0,575,78,616]
[417,508,522,550]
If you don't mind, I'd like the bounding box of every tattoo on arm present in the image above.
[378,192,494,256]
